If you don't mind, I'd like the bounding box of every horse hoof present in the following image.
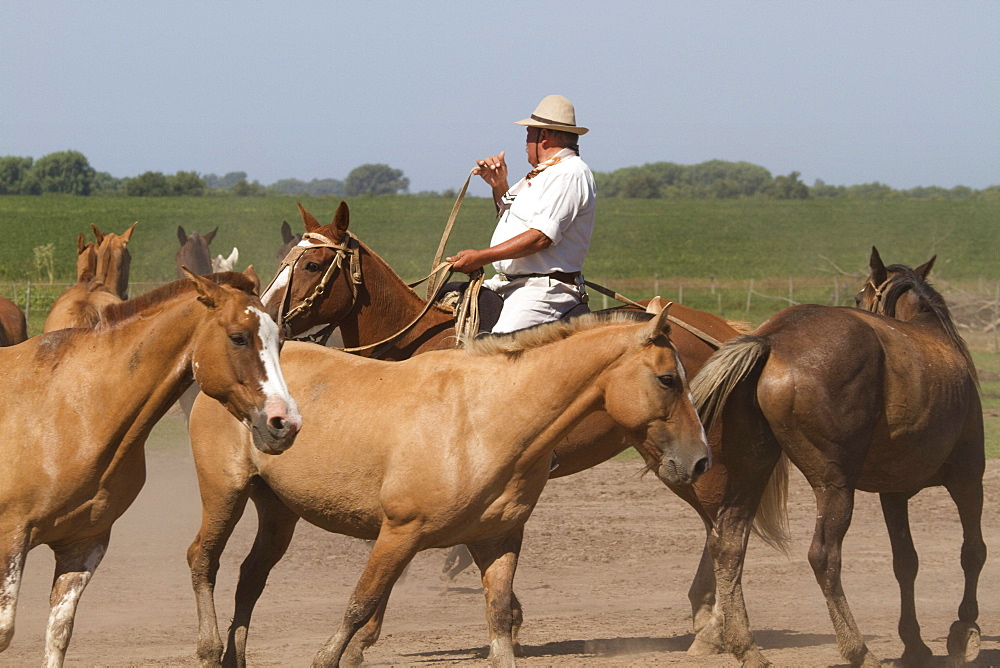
[946,620,981,664]
[899,643,932,667]
[687,635,724,656]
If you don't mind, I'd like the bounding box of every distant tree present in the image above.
[270,178,345,196]
[769,171,809,199]
[170,171,206,196]
[203,173,220,189]
[91,171,125,194]
[31,150,95,195]
[845,182,897,200]
[218,172,248,190]
[810,179,844,198]
[125,171,172,196]
[232,179,265,196]
[344,164,409,196]
[0,156,36,194]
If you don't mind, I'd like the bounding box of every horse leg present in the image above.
[187,480,252,666]
[442,544,475,581]
[44,532,110,668]
[0,534,29,653]
[808,486,879,667]
[342,588,392,668]
[686,519,724,655]
[879,492,931,666]
[311,526,420,668]
[943,469,986,664]
[225,484,299,667]
[467,528,524,668]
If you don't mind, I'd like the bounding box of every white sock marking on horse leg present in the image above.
[43,544,105,667]
[0,552,24,651]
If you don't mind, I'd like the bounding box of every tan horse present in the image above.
[261,203,780,656]
[0,269,301,667]
[43,223,137,332]
[0,296,27,346]
[690,247,984,667]
[187,310,710,667]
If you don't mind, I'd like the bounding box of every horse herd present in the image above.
[0,203,986,668]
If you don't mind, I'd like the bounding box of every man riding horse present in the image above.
[447,94,595,333]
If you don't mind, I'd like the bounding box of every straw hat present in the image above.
[515,94,589,135]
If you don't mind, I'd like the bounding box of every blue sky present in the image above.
[2,1,998,195]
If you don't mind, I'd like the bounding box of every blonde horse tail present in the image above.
[690,335,791,553]
[751,452,790,553]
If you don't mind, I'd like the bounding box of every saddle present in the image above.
[437,281,591,335]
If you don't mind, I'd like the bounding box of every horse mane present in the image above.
[882,263,978,383]
[97,272,257,330]
[461,310,651,357]
[351,236,453,314]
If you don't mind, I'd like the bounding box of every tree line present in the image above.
[2,150,997,201]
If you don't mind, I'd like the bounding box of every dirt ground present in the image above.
[5,414,1000,667]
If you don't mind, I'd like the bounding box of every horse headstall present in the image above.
[267,231,363,339]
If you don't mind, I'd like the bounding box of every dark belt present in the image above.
[498,271,581,285]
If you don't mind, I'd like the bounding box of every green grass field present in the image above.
[2,194,997,455]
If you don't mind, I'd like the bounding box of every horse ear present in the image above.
[297,202,322,232]
[182,267,222,308]
[915,255,936,279]
[332,201,350,234]
[644,296,666,315]
[77,233,86,255]
[204,228,218,245]
[91,224,105,245]
[228,247,239,265]
[869,246,887,285]
[281,220,295,243]
[242,265,261,294]
[643,302,673,345]
[177,226,188,246]
[120,221,138,245]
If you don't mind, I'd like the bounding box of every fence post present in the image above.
[678,283,683,304]
[25,281,31,322]
[788,277,794,304]
[746,279,753,313]
[653,273,659,297]
[833,278,840,306]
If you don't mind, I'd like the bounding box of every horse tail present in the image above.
[690,335,791,553]
[690,336,769,432]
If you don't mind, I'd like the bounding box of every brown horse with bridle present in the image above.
[690,247,985,667]
[242,203,785,661]
[187,308,709,666]
[43,223,137,332]
[0,269,300,667]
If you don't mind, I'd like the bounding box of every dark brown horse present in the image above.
[0,269,300,666]
[690,247,984,667]
[253,203,785,663]
[176,226,217,277]
[276,219,302,261]
[0,296,27,346]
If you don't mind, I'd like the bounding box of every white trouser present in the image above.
[484,275,583,334]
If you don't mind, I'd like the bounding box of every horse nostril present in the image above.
[693,457,710,477]
[268,416,287,432]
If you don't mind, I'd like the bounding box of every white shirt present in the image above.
[490,148,596,276]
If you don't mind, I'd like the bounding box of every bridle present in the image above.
[264,231,362,343]
[861,275,894,313]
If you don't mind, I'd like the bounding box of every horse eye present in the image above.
[657,374,676,389]
[304,261,321,272]
[229,334,249,347]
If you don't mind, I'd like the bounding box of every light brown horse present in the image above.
[0,296,27,346]
[260,203,777,659]
[92,221,137,300]
[176,226,217,277]
[690,247,985,667]
[0,269,301,667]
[187,309,710,667]
[43,224,137,332]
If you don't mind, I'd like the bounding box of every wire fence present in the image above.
[5,275,997,352]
